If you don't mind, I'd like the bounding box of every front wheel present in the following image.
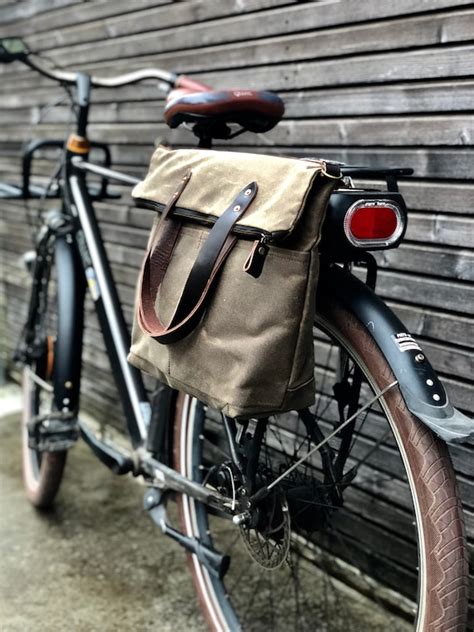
[22,363,67,508]
[174,294,468,631]
[20,235,82,509]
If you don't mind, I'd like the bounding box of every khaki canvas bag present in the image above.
[128,146,341,418]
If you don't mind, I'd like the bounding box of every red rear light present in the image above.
[344,200,404,248]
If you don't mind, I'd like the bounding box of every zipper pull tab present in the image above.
[243,237,269,279]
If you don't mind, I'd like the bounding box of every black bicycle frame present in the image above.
[65,160,150,448]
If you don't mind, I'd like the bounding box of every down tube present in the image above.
[69,172,150,447]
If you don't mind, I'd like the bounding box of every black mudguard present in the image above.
[53,233,86,412]
[319,266,473,444]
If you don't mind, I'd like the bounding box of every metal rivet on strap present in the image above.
[233,205,241,212]
[244,189,252,196]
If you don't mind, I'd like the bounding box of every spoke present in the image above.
[344,428,392,480]
[268,424,292,465]
[222,531,242,556]
[264,381,398,494]
[24,366,54,393]
[226,543,254,593]
[314,343,336,420]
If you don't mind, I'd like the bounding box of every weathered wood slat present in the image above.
[375,269,473,314]
[30,8,474,71]
[283,80,474,117]
[375,244,474,281]
[405,214,474,247]
[0,0,80,25]
[3,77,474,118]
[1,0,172,36]
[26,0,296,50]
[263,116,474,147]
[440,376,473,412]
[221,147,474,181]
[3,80,474,124]
[33,2,474,67]
[1,114,472,148]
[195,45,474,91]
[400,179,474,214]
[5,43,474,102]
[388,302,474,350]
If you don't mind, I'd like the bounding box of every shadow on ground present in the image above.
[0,390,205,632]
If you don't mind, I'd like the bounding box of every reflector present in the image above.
[350,205,398,239]
[344,200,404,248]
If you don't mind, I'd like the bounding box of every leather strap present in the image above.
[137,180,258,344]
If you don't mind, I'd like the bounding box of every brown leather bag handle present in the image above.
[137,178,258,344]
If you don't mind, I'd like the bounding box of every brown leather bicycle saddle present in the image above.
[164,89,285,134]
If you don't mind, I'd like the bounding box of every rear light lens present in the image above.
[344,200,405,248]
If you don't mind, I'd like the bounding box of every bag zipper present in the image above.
[134,197,282,243]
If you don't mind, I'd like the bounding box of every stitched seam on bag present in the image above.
[283,251,314,396]
[286,375,314,393]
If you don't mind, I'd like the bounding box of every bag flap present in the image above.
[132,146,334,237]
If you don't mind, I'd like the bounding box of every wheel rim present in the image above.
[176,310,432,631]
[22,366,44,489]
[20,244,64,498]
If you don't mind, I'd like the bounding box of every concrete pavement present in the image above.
[0,384,205,632]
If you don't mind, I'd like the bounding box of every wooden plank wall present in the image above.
[0,0,472,622]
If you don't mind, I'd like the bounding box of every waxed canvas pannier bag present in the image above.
[128,146,341,418]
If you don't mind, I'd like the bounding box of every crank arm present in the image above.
[137,447,232,512]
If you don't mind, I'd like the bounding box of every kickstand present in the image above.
[143,487,230,579]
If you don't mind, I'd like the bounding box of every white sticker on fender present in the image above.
[392,332,422,353]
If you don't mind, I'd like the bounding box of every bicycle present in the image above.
[0,37,471,631]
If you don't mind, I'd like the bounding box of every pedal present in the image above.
[144,488,230,579]
[28,413,79,452]
[79,421,134,475]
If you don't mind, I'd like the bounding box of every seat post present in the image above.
[197,136,213,149]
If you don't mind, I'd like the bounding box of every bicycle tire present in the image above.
[174,293,468,631]
[21,249,67,509]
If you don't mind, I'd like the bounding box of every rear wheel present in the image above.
[174,294,468,631]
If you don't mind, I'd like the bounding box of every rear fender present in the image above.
[319,266,473,444]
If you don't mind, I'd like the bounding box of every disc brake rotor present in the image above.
[240,492,291,569]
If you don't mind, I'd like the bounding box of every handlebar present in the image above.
[23,53,212,97]
[25,54,179,92]
[1,37,213,98]
[15,47,214,144]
